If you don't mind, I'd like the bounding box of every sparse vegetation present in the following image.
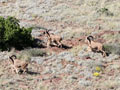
[103,44,113,54]
[1,0,120,90]
[97,7,114,16]
[70,45,82,56]
[104,44,120,55]
[17,48,47,61]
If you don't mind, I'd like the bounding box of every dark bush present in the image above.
[97,7,114,16]
[0,16,33,50]
[104,44,120,55]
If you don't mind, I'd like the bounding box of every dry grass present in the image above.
[70,45,83,56]
[17,48,46,61]
[8,48,47,61]
[1,0,120,90]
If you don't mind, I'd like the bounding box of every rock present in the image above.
[78,49,103,60]
[73,67,81,74]
[31,29,43,37]
[78,80,92,86]
[66,75,78,83]
[111,64,120,69]
[56,63,63,70]
[83,70,93,80]
[64,64,74,74]
[78,50,90,59]
[57,51,75,62]
[42,67,52,74]
[105,54,119,62]
[0,51,8,61]
[31,57,45,64]
[19,20,35,28]
[46,53,57,61]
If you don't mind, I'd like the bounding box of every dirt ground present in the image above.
[1,0,120,90]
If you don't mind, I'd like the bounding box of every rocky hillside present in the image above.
[0,0,120,90]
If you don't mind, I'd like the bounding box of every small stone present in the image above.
[64,64,74,73]
[31,57,45,64]
[72,76,78,80]
[57,51,75,62]
[42,67,52,74]
[78,80,92,86]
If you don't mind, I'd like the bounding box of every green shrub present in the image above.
[0,16,33,50]
[103,44,112,54]
[28,48,46,57]
[104,44,120,55]
[97,7,113,16]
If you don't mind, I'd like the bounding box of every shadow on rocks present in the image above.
[48,44,72,49]
[61,44,72,49]
[32,38,46,48]
[27,70,40,75]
